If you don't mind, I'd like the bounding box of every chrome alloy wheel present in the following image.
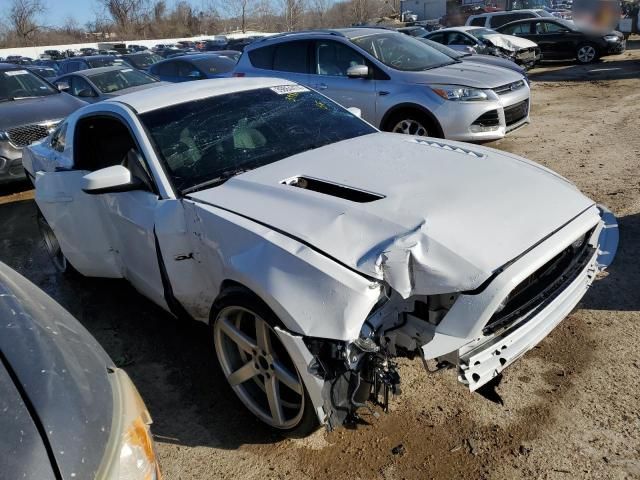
[37,213,68,273]
[577,45,596,63]
[213,306,305,429]
[392,118,429,136]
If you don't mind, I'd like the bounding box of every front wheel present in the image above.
[37,211,76,275]
[576,43,598,64]
[384,110,441,138]
[212,291,319,436]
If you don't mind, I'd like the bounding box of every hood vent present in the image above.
[408,138,486,158]
[281,176,385,203]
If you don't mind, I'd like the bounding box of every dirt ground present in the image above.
[1,40,639,480]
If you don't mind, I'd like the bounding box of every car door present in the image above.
[537,21,577,58]
[310,40,377,122]
[530,20,566,58]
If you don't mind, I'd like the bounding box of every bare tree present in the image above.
[220,0,254,33]
[281,0,304,31]
[9,0,45,46]
[98,0,150,34]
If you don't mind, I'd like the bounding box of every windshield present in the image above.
[0,69,57,101]
[418,39,465,59]
[351,33,456,71]
[468,28,500,40]
[89,68,157,93]
[191,56,237,75]
[140,86,376,193]
[406,27,430,37]
[124,53,162,69]
[30,67,58,78]
[86,57,125,68]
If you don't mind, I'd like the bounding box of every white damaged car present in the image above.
[24,78,618,435]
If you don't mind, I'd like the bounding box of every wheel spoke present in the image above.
[228,361,258,386]
[265,375,285,425]
[255,318,272,354]
[273,360,303,395]
[220,317,257,354]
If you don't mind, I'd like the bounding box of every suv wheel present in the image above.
[384,110,440,138]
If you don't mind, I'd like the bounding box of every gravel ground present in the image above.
[0,39,639,480]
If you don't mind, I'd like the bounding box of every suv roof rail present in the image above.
[256,29,346,42]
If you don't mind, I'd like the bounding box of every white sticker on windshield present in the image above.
[5,70,29,76]
[270,85,309,95]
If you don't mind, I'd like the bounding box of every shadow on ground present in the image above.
[0,196,637,452]
[529,57,640,82]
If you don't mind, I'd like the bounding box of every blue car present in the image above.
[147,53,236,82]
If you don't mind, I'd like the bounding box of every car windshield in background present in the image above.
[351,33,456,71]
[407,27,430,37]
[30,67,58,78]
[124,53,163,69]
[86,57,125,68]
[89,68,158,93]
[0,69,57,101]
[140,86,376,193]
[418,39,466,59]
[469,28,500,41]
[191,56,237,74]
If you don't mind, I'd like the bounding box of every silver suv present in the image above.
[235,28,530,141]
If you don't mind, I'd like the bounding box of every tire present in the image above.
[36,210,78,276]
[383,109,441,138]
[211,288,319,437]
[576,43,599,64]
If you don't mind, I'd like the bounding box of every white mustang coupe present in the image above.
[24,78,618,435]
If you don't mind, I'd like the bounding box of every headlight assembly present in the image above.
[603,35,619,42]
[98,368,160,480]
[430,84,489,102]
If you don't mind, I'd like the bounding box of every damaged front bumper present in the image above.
[275,205,618,429]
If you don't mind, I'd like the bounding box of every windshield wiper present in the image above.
[181,168,251,195]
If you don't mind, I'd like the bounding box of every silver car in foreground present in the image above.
[234,28,530,141]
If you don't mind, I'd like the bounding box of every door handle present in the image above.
[378,91,390,96]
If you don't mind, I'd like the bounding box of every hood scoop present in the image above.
[407,138,487,158]
[281,175,385,203]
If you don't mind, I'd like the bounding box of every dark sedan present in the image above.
[497,18,625,63]
[148,53,236,82]
[0,260,160,479]
[54,66,163,103]
[0,63,86,184]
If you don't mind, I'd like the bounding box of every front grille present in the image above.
[483,229,595,335]
[472,110,500,127]
[493,80,526,95]
[6,122,56,147]
[504,100,529,126]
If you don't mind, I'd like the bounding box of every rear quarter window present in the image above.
[248,45,275,69]
[469,16,486,26]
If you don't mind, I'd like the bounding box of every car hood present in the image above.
[399,61,524,88]
[0,262,114,480]
[463,54,525,75]
[189,133,594,297]
[483,33,538,51]
[0,93,86,131]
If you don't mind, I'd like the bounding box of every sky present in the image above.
[43,0,98,28]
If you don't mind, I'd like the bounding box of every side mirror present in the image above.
[77,88,95,98]
[347,107,362,118]
[82,165,142,194]
[57,82,70,92]
[346,64,370,79]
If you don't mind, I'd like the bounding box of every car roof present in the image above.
[109,77,298,114]
[472,8,547,16]
[70,65,136,77]
[436,26,485,32]
[0,63,21,71]
[60,55,116,62]
[247,27,394,47]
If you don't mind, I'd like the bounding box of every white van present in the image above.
[466,9,554,28]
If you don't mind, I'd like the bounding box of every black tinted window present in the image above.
[470,17,486,26]
[426,32,445,43]
[273,41,310,73]
[249,45,275,69]
[490,13,527,27]
[140,86,375,193]
[155,62,178,76]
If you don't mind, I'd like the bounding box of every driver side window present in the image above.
[447,32,476,46]
[315,41,366,77]
[70,76,95,97]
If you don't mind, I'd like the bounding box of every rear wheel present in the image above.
[384,110,440,138]
[576,43,598,64]
[212,290,318,436]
